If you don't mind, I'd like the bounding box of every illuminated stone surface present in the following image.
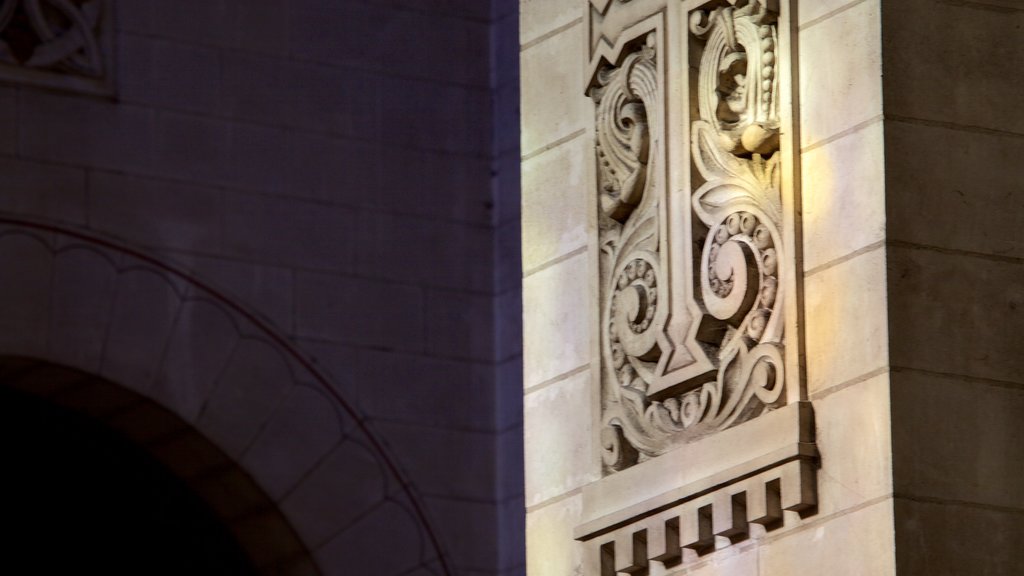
[522,0,1024,574]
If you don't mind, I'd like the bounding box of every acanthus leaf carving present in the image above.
[596,0,788,473]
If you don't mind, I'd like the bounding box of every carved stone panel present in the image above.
[579,0,816,569]
[591,0,794,474]
[0,0,114,95]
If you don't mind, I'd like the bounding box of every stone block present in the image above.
[804,246,888,395]
[496,356,524,431]
[425,288,495,362]
[167,253,294,332]
[499,494,526,570]
[526,493,583,576]
[0,157,86,224]
[367,0,492,21]
[222,192,355,271]
[151,0,229,45]
[47,247,118,374]
[882,0,1024,135]
[522,252,591,388]
[154,111,232,185]
[524,370,596,507]
[798,0,868,27]
[295,271,423,351]
[286,131,380,206]
[0,87,14,154]
[373,421,496,501]
[280,438,387,548]
[227,0,288,54]
[287,63,380,140]
[887,246,1024,383]
[196,338,293,458]
[496,219,522,295]
[354,210,493,292]
[496,287,523,361]
[151,300,240,422]
[891,369,1024,511]
[114,0,153,34]
[0,234,52,359]
[100,269,182,394]
[242,385,343,501]
[493,49,520,157]
[520,22,586,156]
[760,499,896,575]
[377,12,489,88]
[19,92,155,174]
[498,425,525,500]
[378,76,490,155]
[894,498,1024,576]
[520,0,581,45]
[118,34,222,114]
[801,121,885,272]
[220,51,290,126]
[814,373,893,517]
[288,0,387,71]
[345,346,493,430]
[798,0,882,148]
[684,544,757,576]
[228,123,289,195]
[424,497,499,571]
[885,121,1024,260]
[88,171,224,252]
[379,147,492,225]
[494,149,522,226]
[521,134,588,271]
[313,501,425,576]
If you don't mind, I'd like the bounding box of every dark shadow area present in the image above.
[0,383,257,575]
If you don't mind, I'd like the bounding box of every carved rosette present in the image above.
[597,0,787,473]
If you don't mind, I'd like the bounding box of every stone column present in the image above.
[520,0,1024,574]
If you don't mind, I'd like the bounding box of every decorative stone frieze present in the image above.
[0,0,114,95]
[580,0,816,570]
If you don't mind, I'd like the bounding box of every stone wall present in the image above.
[0,1,522,574]
[882,1,1024,573]
[522,1,1023,574]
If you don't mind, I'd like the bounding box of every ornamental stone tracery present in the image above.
[0,0,113,94]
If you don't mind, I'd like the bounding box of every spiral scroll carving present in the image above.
[596,1,789,473]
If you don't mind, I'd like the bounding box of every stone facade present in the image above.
[522,0,1024,574]
[0,1,522,575]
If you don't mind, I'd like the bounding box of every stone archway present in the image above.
[0,217,454,576]
[0,359,299,574]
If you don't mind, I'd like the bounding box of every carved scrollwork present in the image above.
[0,0,106,78]
[596,1,788,473]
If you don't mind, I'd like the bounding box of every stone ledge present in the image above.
[574,402,818,572]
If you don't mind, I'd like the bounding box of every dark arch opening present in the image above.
[0,357,315,575]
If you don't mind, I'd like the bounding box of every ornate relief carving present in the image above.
[578,2,815,569]
[0,0,113,94]
[596,0,786,474]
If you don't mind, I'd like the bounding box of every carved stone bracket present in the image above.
[0,0,114,95]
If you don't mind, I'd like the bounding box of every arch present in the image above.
[0,358,305,574]
[0,216,453,576]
